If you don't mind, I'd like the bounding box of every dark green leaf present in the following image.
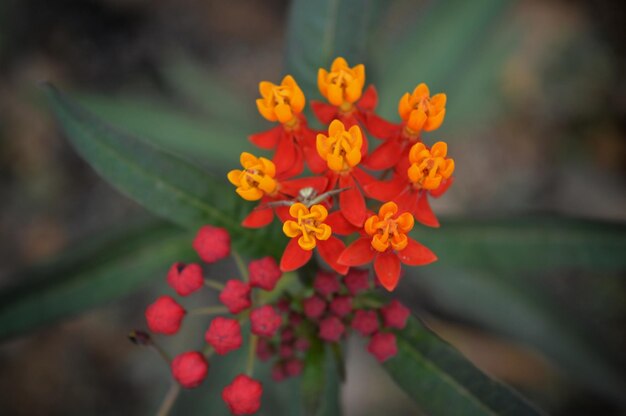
[301,339,342,416]
[43,84,285,258]
[384,317,543,416]
[285,0,385,98]
[0,220,193,341]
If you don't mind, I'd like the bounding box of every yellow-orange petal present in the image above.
[318,68,329,95]
[396,212,414,233]
[289,202,308,218]
[423,109,445,131]
[227,170,242,186]
[259,81,274,98]
[391,233,408,251]
[298,234,317,251]
[327,154,344,172]
[240,152,257,167]
[291,84,305,113]
[310,204,329,222]
[237,187,263,201]
[364,215,378,236]
[409,143,428,162]
[353,64,365,87]
[407,109,427,132]
[345,80,361,103]
[372,234,390,252]
[275,103,293,124]
[329,119,345,137]
[412,83,430,100]
[430,93,447,109]
[398,92,412,120]
[378,201,398,218]
[327,83,343,106]
[407,163,421,184]
[423,175,442,190]
[259,157,276,177]
[283,220,302,238]
[345,147,361,168]
[316,134,329,157]
[441,159,455,178]
[430,141,448,158]
[331,57,348,71]
[316,224,332,241]
[256,99,276,122]
[257,176,276,194]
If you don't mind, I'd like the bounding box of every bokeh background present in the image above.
[1,0,625,415]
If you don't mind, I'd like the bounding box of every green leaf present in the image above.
[301,339,342,416]
[384,317,543,416]
[0,220,193,341]
[285,0,385,98]
[416,216,626,273]
[43,84,285,258]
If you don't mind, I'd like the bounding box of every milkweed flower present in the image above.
[316,120,375,227]
[364,83,447,170]
[280,203,347,274]
[222,374,263,415]
[251,75,325,177]
[365,141,455,227]
[171,351,209,388]
[338,202,437,291]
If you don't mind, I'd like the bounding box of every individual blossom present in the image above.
[145,296,186,335]
[280,203,347,274]
[364,83,447,170]
[313,271,341,297]
[193,225,231,263]
[367,332,398,363]
[205,317,243,355]
[166,262,204,296]
[351,309,379,336]
[250,306,282,337]
[316,120,375,227]
[171,351,209,388]
[248,256,282,291]
[222,374,263,415]
[228,152,327,228]
[219,280,252,314]
[329,296,353,317]
[251,75,325,177]
[344,268,370,295]
[338,202,437,291]
[319,316,346,342]
[381,300,410,329]
[365,141,455,227]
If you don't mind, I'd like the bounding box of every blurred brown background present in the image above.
[0,0,625,415]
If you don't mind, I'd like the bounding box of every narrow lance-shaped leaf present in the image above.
[384,317,544,416]
[43,84,286,259]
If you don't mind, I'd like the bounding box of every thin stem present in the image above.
[232,250,249,282]
[246,334,258,376]
[156,382,181,416]
[151,342,172,364]
[188,305,228,316]
[204,279,225,291]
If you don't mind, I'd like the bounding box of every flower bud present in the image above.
[351,309,379,336]
[166,262,204,296]
[313,271,341,296]
[249,257,282,291]
[250,305,282,337]
[204,317,243,355]
[329,295,352,317]
[367,332,398,363]
[319,316,345,342]
[171,351,209,388]
[381,300,410,329]
[344,268,370,295]
[219,280,252,314]
[302,295,326,320]
[193,225,231,263]
[145,296,186,335]
[222,374,263,415]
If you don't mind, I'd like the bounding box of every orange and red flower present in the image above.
[280,203,347,274]
[338,202,436,291]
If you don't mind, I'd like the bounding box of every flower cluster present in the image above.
[231,57,455,291]
[135,58,456,415]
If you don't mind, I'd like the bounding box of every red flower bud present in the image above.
[219,280,252,314]
[381,300,410,329]
[249,257,282,291]
[145,296,186,335]
[367,332,398,363]
[256,337,274,361]
[313,271,341,296]
[250,305,282,337]
[318,316,345,342]
[344,268,370,295]
[193,225,231,263]
[222,374,263,415]
[204,317,243,355]
[329,295,353,317]
[166,262,204,296]
[171,351,208,388]
[285,358,303,377]
[351,309,379,336]
[302,295,326,320]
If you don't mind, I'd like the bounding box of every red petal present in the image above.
[317,237,349,275]
[280,176,328,197]
[249,126,282,149]
[364,175,407,201]
[326,211,360,236]
[365,113,399,139]
[352,167,376,188]
[358,85,378,111]
[275,206,291,222]
[394,188,419,216]
[397,239,437,266]
[280,239,312,272]
[337,237,375,266]
[311,101,338,124]
[339,174,366,227]
[414,192,439,228]
[242,206,274,228]
[272,135,298,176]
[326,172,339,193]
[374,252,401,291]
[430,177,454,198]
[363,138,405,170]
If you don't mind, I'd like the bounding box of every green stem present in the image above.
[204,279,225,291]
[232,250,249,282]
[246,334,258,376]
[151,341,172,364]
[188,305,228,316]
[156,382,180,416]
